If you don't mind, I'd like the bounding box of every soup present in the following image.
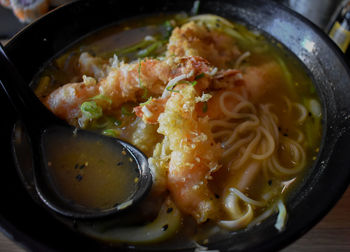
[33,13,321,248]
[41,126,140,210]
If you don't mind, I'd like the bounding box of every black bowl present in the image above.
[1,0,350,251]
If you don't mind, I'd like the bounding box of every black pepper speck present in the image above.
[76,174,83,181]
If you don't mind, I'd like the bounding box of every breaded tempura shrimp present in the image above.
[167,22,241,68]
[98,59,169,109]
[242,61,285,102]
[157,85,222,223]
[44,81,99,125]
[79,52,110,80]
[134,69,244,123]
[166,22,284,102]
[45,56,215,124]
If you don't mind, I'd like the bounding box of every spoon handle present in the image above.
[0,43,57,129]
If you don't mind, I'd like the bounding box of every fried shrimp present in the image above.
[79,52,110,80]
[157,85,222,223]
[44,81,99,125]
[45,56,215,125]
[167,21,241,68]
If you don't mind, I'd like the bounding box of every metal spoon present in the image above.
[0,44,152,219]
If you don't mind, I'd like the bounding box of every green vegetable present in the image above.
[166,82,180,93]
[102,129,120,138]
[202,101,208,113]
[140,97,153,106]
[195,73,205,80]
[80,101,103,120]
[138,60,143,88]
[138,60,148,99]
[180,80,198,86]
[116,39,153,55]
[166,80,198,93]
[186,14,265,51]
[137,41,163,58]
[163,20,174,39]
[222,26,246,42]
[90,94,112,105]
[78,199,181,244]
[91,116,119,129]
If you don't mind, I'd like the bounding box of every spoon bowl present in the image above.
[0,44,152,219]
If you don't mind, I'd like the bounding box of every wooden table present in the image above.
[0,186,349,251]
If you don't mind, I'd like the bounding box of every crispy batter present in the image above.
[167,22,241,68]
[158,85,222,223]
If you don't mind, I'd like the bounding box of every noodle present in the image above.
[212,89,307,176]
[210,88,308,229]
[229,187,265,207]
[293,102,308,124]
[219,204,254,230]
[234,51,251,69]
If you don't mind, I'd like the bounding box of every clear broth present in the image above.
[42,127,139,209]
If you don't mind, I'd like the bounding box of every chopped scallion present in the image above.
[180,80,198,86]
[116,39,152,55]
[138,60,143,88]
[166,82,180,93]
[90,94,112,105]
[103,129,119,138]
[140,97,153,106]
[80,101,103,120]
[138,59,148,99]
[91,116,119,129]
[202,102,208,113]
[163,20,174,39]
[137,41,162,58]
[195,73,205,80]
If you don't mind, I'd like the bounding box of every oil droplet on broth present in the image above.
[42,126,139,210]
